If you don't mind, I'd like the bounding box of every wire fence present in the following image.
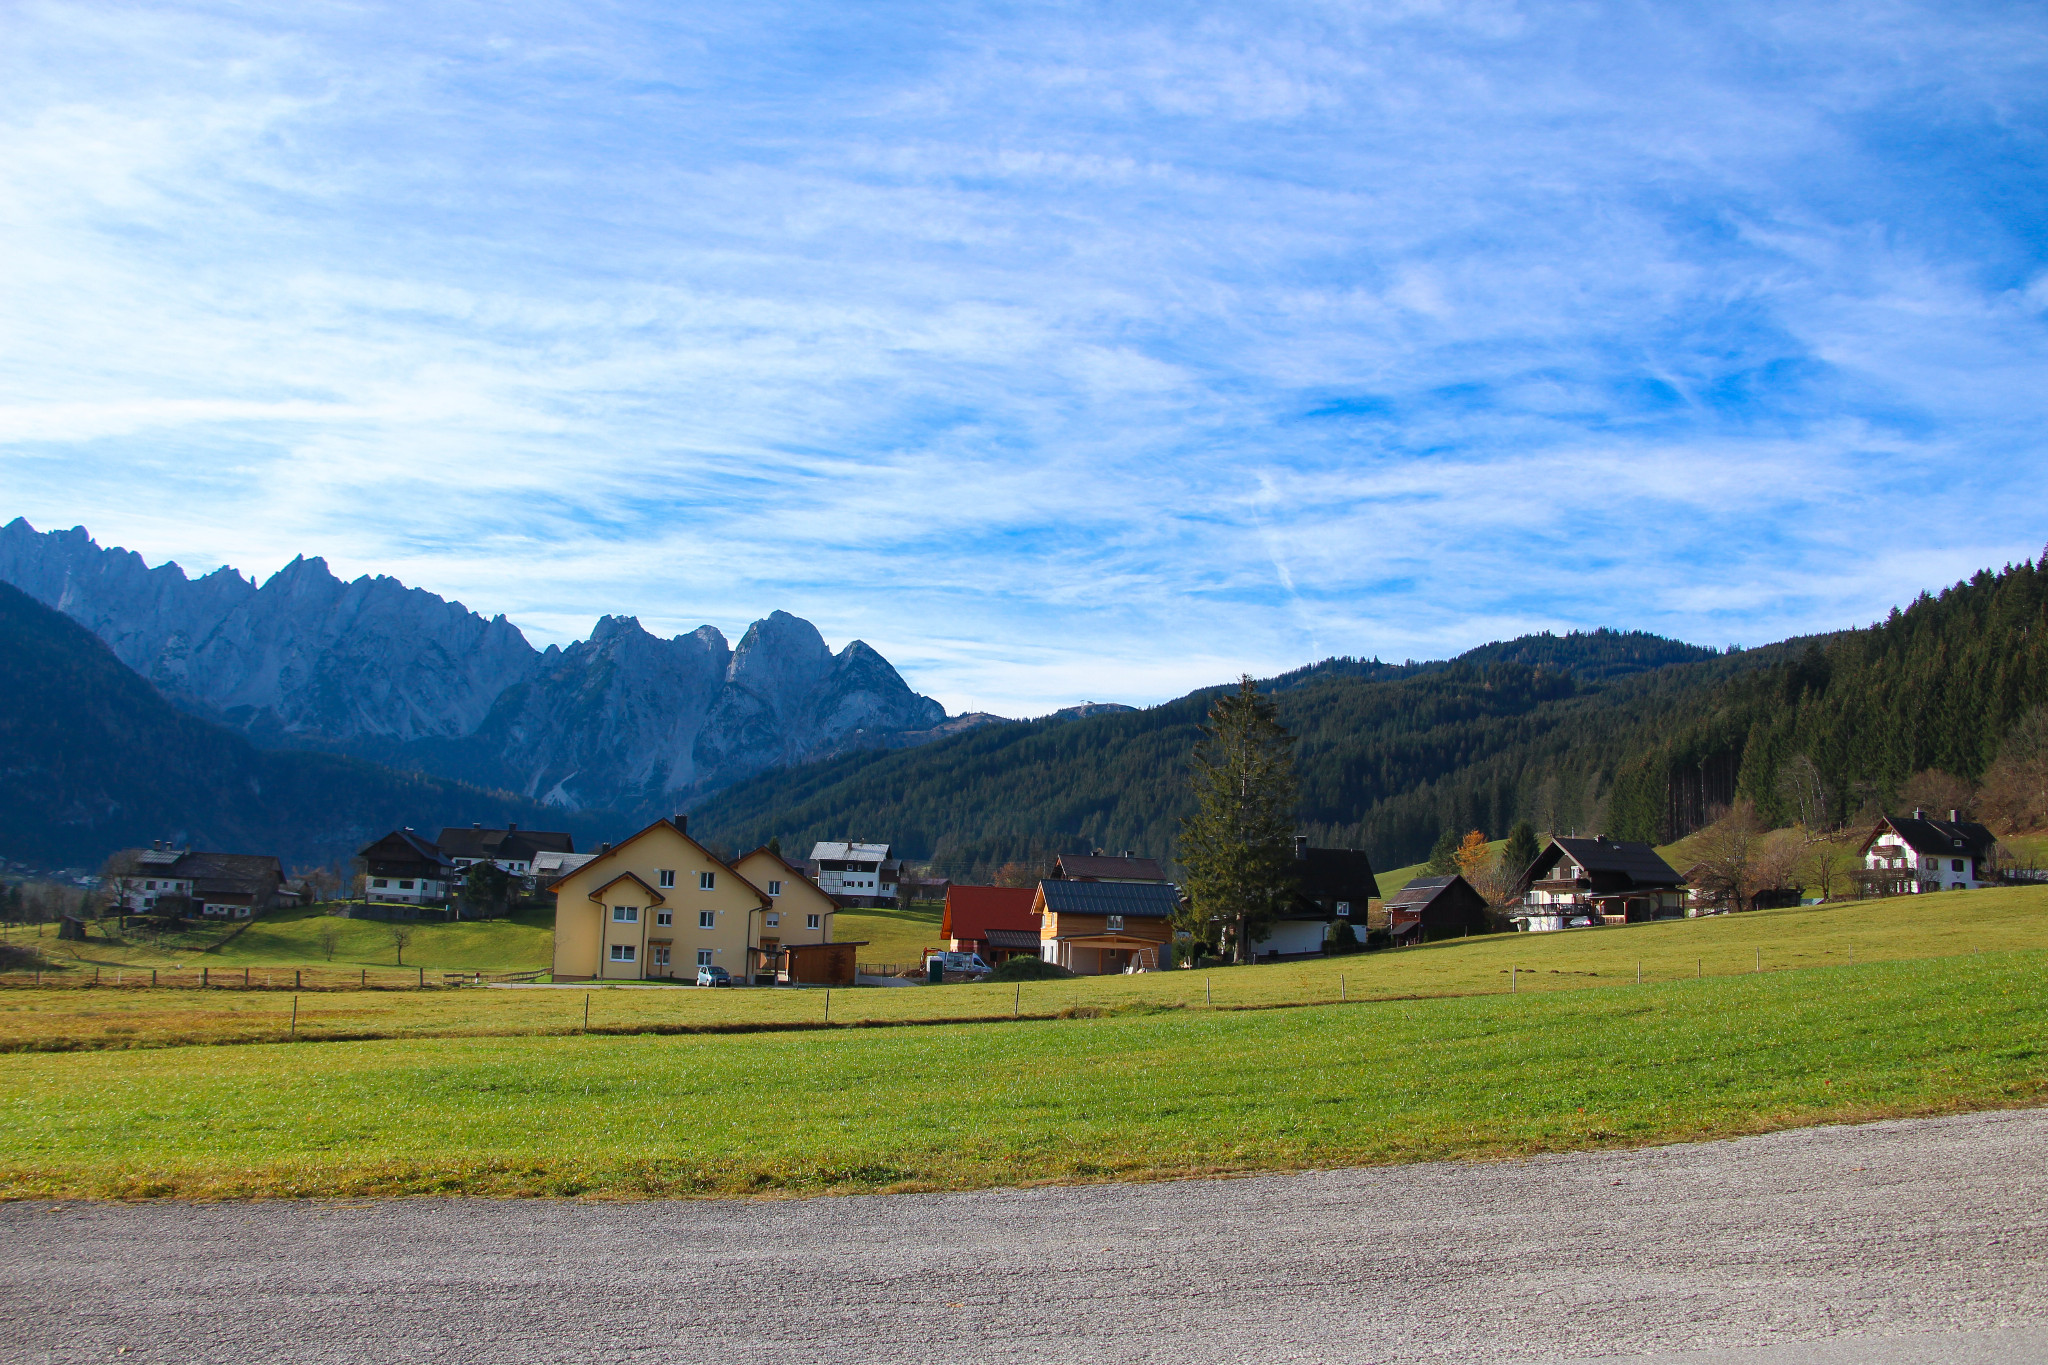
[0,965,485,991]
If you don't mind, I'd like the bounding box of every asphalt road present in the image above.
[4,1108,2046,1364]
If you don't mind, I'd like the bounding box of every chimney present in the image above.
[600,842,611,855]
[507,822,517,832]
[1949,808,1961,824]
[473,822,482,829]
[1913,808,1926,820]
[1295,834,1308,859]
[673,813,688,833]
[1092,847,1103,857]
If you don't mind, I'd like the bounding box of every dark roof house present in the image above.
[1385,874,1489,942]
[1052,851,1169,883]
[436,824,575,871]
[1518,835,1685,926]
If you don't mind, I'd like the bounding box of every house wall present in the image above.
[1864,835,1980,892]
[1251,920,1326,956]
[732,851,837,946]
[1039,911,1172,972]
[551,824,767,982]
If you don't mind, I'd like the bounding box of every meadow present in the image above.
[1,947,2040,1200]
[5,886,2047,1051]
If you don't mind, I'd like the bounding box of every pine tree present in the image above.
[1424,828,1459,876]
[1501,821,1540,882]
[1177,677,1301,964]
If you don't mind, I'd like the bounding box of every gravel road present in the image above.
[4,1107,2045,1364]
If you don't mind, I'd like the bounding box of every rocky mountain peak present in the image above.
[0,518,967,816]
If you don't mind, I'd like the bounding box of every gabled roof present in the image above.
[737,846,842,910]
[547,815,770,908]
[1530,836,1682,891]
[943,884,1040,940]
[531,850,598,879]
[1294,846,1378,899]
[359,829,456,869]
[437,825,575,861]
[140,850,285,897]
[1036,878,1181,919]
[587,871,665,905]
[811,841,892,862]
[1864,815,1996,858]
[1053,853,1167,882]
[1387,874,1468,911]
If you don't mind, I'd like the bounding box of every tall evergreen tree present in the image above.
[1178,677,1301,964]
[1424,828,1460,876]
[1501,821,1540,882]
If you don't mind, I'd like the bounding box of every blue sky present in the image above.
[4,1,2047,716]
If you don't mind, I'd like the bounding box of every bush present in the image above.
[1327,920,1361,955]
[985,955,1074,983]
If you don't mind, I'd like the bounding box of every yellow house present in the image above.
[730,845,842,979]
[550,817,774,982]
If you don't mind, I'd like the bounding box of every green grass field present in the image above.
[2,949,2040,1200]
[4,887,2044,1200]
[16,902,555,973]
[8,885,2048,1050]
[830,900,944,968]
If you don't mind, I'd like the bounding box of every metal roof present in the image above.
[1038,878,1181,919]
[1387,873,1462,910]
[810,841,892,862]
[1054,853,1168,882]
[1867,815,1995,858]
[1537,837,1682,889]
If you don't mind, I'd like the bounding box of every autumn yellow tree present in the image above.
[1454,830,1491,880]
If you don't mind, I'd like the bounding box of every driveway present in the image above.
[4,1107,2045,1363]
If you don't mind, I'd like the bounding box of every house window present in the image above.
[610,944,636,962]
[767,880,782,896]
[766,912,780,927]
[657,910,672,926]
[806,913,821,929]
[398,880,414,890]
[652,946,670,969]
[373,878,388,889]
[1924,857,1938,871]
[658,870,675,888]
[699,871,716,890]
[1335,901,1351,916]
[1952,859,1965,873]
[146,881,157,891]
[1106,914,1125,931]
[699,911,715,929]
[612,905,639,923]
[697,949,713,967]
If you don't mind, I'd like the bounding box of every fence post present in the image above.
[824,989,830,1023]
[244,967,250,987]
[203,967,208,988]
[291,995,298,1039]
[1340,975,1346,1002]
[295,969,301,989]
[1511,966,1516,993]
[360,968,365,987]
[1014,983,1021,1019]
[1205,974,1211,1006]
[418,966,424,988]
[1755,947,1760,974]
[152,968,157,987]
[1636,960,1641,985]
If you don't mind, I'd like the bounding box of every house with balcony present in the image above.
[1513,835,1685,931]
[358,829,459,906]
[1857,809,1996,895]
[436,823,576,882]
[808,841,900,907]
[1035,878,1179,974]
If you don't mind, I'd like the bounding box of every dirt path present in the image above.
[4,1108,2045,1363]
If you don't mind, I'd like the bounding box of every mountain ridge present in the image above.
[0,518,949,816]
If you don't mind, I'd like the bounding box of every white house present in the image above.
[1859,809,1996,894]
[808,842,899,906]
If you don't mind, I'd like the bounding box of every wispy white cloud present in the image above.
[2,0,2046,716]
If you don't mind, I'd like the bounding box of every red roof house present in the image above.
[942,885,1043,962]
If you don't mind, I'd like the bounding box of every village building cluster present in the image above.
[79,803,2017,977]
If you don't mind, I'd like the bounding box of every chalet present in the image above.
[1035,878,1179,974]
[943,885,1043,964]
[358,830,459,905]
[436,824,575,880]
[552,815,817,983]
[1250,837,1379,957]
[115,843,289,919]
[1052,850,1168,883]
[1514,836,1685,931]
[809,841,900,907]
[1859,809,1997,895]
[731,845,852,984]
[1384,874,1490,943]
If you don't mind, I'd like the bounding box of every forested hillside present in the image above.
[0,583,607,868]
[690,630,1781,878]
[693,561,2048,881]
[1608,557,2048,842]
